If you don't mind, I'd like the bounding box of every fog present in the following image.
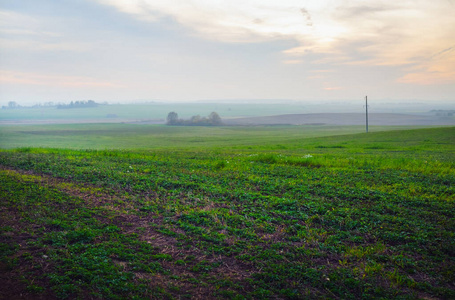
[1,99,454,126]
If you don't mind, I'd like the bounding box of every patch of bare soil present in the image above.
[0,167,256,298]
[0,203,58,300]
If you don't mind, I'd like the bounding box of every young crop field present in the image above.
[1,126,454,299]
[0,123,437,150]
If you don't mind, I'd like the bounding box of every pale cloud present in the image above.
[397,46,455,84]
[0,10,40,28]
[0,70,122,88]
[307,75,324,80]
[0,38,87,52]
[0,9,87,52]
[0,28,61,37]
[307,70,335,80]
[97,0,455,84]
[96,0,319,42]
[282,59,303,64]
[311,70,335,73]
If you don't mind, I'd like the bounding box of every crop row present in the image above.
[1,147,454,299]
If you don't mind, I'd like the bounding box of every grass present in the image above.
[0,125,454,299]
[0,123,443,150]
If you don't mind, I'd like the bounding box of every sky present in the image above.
[0,0,454,106]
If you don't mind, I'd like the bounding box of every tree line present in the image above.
[166,112,222,126]
[2,100,106,110]
[57,100,98,109]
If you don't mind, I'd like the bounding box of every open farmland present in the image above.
[1,126,454,299]
[0,123,432,150]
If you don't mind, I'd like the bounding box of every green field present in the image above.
[0,103,314,123]
[0,123,439,150]
[1,125,454,299]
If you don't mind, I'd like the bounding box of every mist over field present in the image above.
[1,100,454,126]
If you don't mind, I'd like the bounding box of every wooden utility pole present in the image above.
[365,96,369,133]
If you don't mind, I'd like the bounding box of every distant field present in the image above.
[2,102,453,126]
[1,126,454,299]
[0,103,312,124]
[225,113,455,126]
[0,123,444,150]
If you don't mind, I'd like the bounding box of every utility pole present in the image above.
[365,96,369,133]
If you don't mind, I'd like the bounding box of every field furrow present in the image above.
[1,127,454,299]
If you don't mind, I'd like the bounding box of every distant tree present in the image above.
[166,111,222,126]
[190,115,202,125]
[208,112,222,125]
[166,112,179,125]
[57,100,99,109]
[8,101,18,109]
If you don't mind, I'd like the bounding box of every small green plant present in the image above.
[214,160,227,170]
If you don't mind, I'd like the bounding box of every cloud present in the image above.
[0,10,39,28]
[299,8,313,27]
[397,46,455,84]
[95,0,455,84]
[96,0,316,42]
[307,75,324,79]
[0,70,122,88]
[0,9,88,52]
[311,69,335,73]
[0,38,87,52]
[283,59,303,64]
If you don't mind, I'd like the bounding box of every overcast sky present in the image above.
[1,0,454,105]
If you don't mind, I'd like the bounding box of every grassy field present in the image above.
[1,126,454,299]
[0,103,314,123]
[0,123,439,150]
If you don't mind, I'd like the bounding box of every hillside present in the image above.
[225,113,455,126]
